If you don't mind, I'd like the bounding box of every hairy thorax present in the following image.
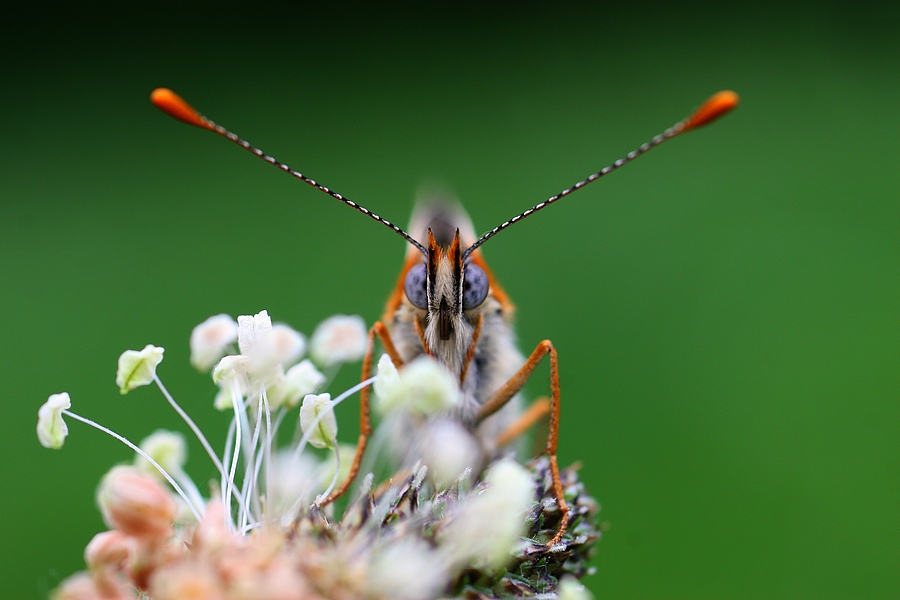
[389,296,524,445]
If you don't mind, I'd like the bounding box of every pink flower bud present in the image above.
[97,466,176,538]
[148,561,224,600]
[53,572,131,600]
[189,501,229,553]
[84,531,132,570]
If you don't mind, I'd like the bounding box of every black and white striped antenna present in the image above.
[151,88,428,256]
[152,88,738,261]
[461,90,739,261]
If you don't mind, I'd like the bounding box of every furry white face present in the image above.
[401,227,484,376]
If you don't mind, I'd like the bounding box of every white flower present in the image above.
[271,322,306,366]
[265,450,321,520]
[135,430,186,477]
[421,419,480,487]
[237,310,274,360]
[211,354,252,385]
[299,393,338,449]
[367,537,450,600]
[559,576,595,600]
[376,356,460,416]
[267,360,326,410]
[211,355,252,411]
[190,314,238,372]
[373,353,400,400]
[37,392,71,449]
[442,458,534,570]
[39,310,599,598]
[309,314,367,367]
[116,345,165,394]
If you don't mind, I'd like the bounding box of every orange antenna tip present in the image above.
[682,90,739,132]
[150,88,209,129]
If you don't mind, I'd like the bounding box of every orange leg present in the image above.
[318,322,402,508]
[476,340,569,547]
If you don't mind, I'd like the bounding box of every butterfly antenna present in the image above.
[462,90,739,260]
[150,88,428,256]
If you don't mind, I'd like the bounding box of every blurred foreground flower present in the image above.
[40,311,599,599]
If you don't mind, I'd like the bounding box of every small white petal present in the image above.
[271,322,307,366]
[367,537,449,600]
[212,357,250,411]
[442,458,534,570]
[559,576,595,600]
[37,392,71,449]
[189,314,238,372]
[309,314,367,367]
[268,359,326,410]
[265,451,321,520]
[373,353,400,401]
[211,354,252,385]
[116,345,165,394]
[377,356,460,416]
[421,419,481,486]
[237,310,274,358]
[299,393,338,450]
[135,430,186,477]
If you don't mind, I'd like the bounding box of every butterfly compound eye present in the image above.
[462,264,490,309]
[404,263,428,309]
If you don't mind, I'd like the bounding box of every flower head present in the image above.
[40,310,600,599]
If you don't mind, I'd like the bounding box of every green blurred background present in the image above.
[2,1,897,598]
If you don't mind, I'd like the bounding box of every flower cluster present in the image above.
[38,311,599,599]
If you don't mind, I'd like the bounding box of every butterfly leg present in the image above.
[317,321,403,508]
[476,340,569,547]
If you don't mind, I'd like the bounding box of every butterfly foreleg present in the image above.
[317,322,403,508]
[476,340,569,547]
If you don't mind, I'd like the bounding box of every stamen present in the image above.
[291,376,377,464]
[224,381,244,530]
[153,376,228,485]
[61,410,202,521]
[317,444,342,504]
